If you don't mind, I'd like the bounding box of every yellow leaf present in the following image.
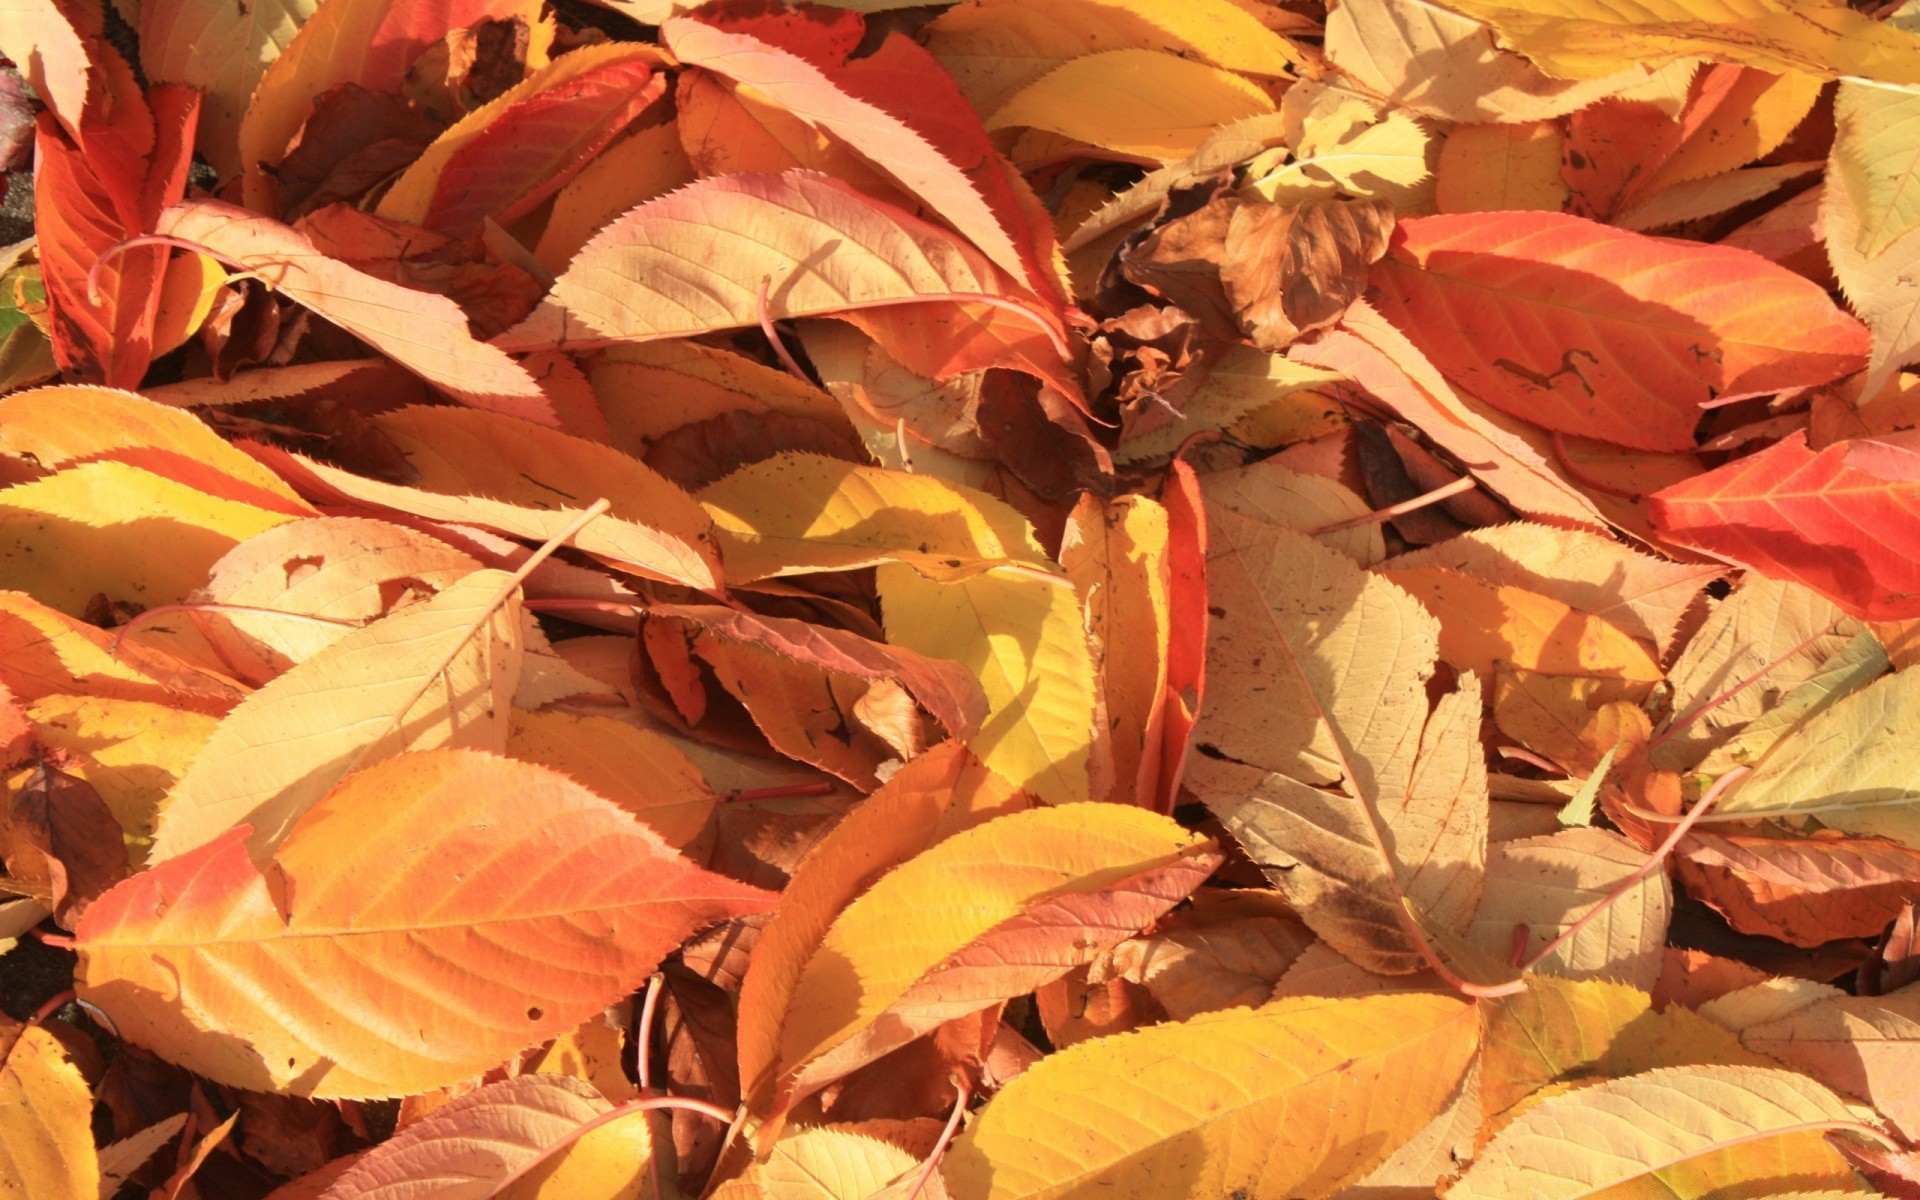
[148,569,523,862]
[316,1073,653,1199]
[773,804,1216,1108]
[1833,2,1920,256]
[878,565,1096,805]
[1481,976,1652,1117]
[150,251,228,357]
[1740,991,1920,1138]
[1248,107,1434,207]
[1186,507,1492,975]
[138,0,320,177]
[0,590,241,711]
[1436,121,1569,212]
[494,170,1049,355]
[702,453,1051,583]
[926,0,1299,115]
[0,1026,98,1200]
[1466,826,1670,990]
[1616,160,1822,231]
[1652,575,1858,771]
[712,1127,919,1200]
[25,694,216,849]
[1433,0,1920,87]
[1444,1065,1875,1199]
[1386,522,1720,656]
[985,50,1276,164]
[195,516,480,681]
[0,462,294,616]
[259,448,718,591]
[1116,346,1344,464]
[943,992,1480,1200]
[1324,0,1667,123]
[1202,455,1385,565]
[506,710,717,848]
[0,385,304,506]
[527,1012,638,1105]
[589,340,845,453]
[1639,68,1825,196]
[369,405,721,588]
[1827,167,1920,398]
[1062,493,1168,806]
[735,742,1031,1118]
[1712,666,1920,846]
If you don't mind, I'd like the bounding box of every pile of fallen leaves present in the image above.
[2,0,1920,1195]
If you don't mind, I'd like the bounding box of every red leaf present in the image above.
[1368,211,1869,451]
[34,66,198,388]
[1648,431,1920,619]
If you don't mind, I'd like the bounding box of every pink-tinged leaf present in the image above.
[317,1074,633,1200]
[662,19,1067,313]
[75,749,777,1098]
[1648,431,1920,620]
[1368,211,1870,452]
[154,200,548,415]
[491,170,1060,371]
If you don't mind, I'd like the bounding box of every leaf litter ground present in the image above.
[3,0,1920,1196]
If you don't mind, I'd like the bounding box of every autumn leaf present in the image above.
[317,1073,654,1200]
[0,1025,98,1199]
[153,201,548,413]
[767,803,1217,1113]
[377,42,666,235]
[493,170,1061,361]
[1445,1065,1882,1199]
[79,748,774,1097]
[1369,211,1870,451]
[1187,502,1488,976]
[147,567,525,861]
[943,993,1480,1200]
[236,0,549,212]
[9,0,1920,1193]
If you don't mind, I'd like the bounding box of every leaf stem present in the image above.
[86,235,256,306]
[757,276,815,384]
[1519,766,1748,973]
[1647,626,1833,751]
[1307,474,1477,535]
[636,974,662,1095]
[906,1079,971,1200]
[1495,746,1568,776]
[476,1095,735,1200]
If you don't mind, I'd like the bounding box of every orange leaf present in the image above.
[76,748,776,1098]
[1368,211,1870,451]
